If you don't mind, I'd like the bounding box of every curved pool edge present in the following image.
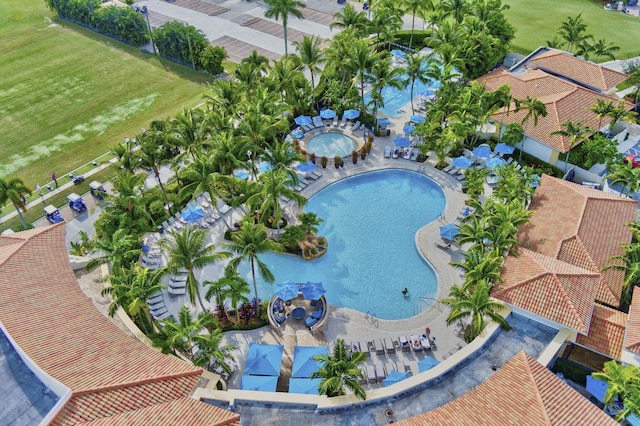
[300,128,363,159]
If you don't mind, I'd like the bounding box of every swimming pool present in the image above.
[305,132,357,158]
[239,169,446,320]
[364,74,440,118]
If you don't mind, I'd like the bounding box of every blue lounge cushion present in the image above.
[311,310,323,319]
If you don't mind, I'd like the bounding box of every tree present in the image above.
[604,162,640,196]
[311,338,367,400]
[368,7,402,49]
[136,131,172,213]
[451,248,504,289]
[225,218,284,317]
[603,240,640,303]
[580,38,619,62]
[515,96,547,160]
[172,107,210,161]
[264,0,305,56]
[350,40,375,114]
[86,228,142,271]
[556,14,593,54]
[404,52,429,116]
[592,361,640,422]
[368,55,404,131]
[161,227,231,312]
[551,120,593,173]
[402,0,432,48]
[294,35,325,110]
[0,177,31,230]
[205,266,251,323]
[606,101,637,136]
[330,4,369,37]
[441,280,511,342]
[589,99,615,131]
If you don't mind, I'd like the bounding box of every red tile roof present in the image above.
[396,351,617,426]
[0,225,239,425]
[529,49,628,93]
[625,287,640,355]
[576,304,627,359]
[476,68,628,153]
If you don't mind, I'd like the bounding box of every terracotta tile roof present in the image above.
[476,68,627,152]
[494,248,600,333]
[576,304,627,359]
[396,351,617,426]
[625,286,640,355]
[75,398,240,425]
[529,49,628,92]
[0,225,238,425]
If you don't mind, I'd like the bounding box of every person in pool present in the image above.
[402,288,409,296]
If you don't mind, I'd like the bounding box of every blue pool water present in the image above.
[364,74,440,118]
[239,169,446,320]
[306,132,356,158]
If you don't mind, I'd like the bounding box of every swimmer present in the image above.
[402,288,409,296]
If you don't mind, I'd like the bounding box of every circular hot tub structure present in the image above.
[304,131,359,158]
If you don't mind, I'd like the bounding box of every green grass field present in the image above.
[0,0,212,188]
[504,0,640,59]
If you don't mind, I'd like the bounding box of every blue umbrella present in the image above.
[258,162,273,173]
[343,109,360,120]
[403,125,416,135]
[494,143,515,155]
[244,344,284,376]
[410,115,426,124]
[472,146,492,159]
[390,49,406,58]
[439,224,459,241]
[452,156,472,169]
[485,157,506,169]
[291,346,329,378]
[274,281,300,301]
[418,356,440,372]
[586,375,608,403]
[291,129,304,139]
[378,118,391,127]
[383,370,410,386]
[394,136,411,147]
[182,206,204,223]
[295,115,312,126]
[297,161,316,173]
[234,170,249,180]
[289,378,323,394]
[300,281,326,300]
[320,109,336,119]
[628,413,640,426]
[241,375,278,392]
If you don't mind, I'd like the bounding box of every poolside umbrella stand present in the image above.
[452,156,472,169]
[297,161,316,174]
[393,136,411,148]
[485,157,506,169]
[439,224,459,241]
[403,125,416,135]
[383,370,410,386]
[494,143,515,156]
[418,356,440,372]
[244,344,284,377]
[182,206,204,223]
[300,281,326,300]
[241,375,278,392]
[472,146,492,159]
[289,377,323,394]
[274,281,300,301]
[320,109,336,119]
[291,346,329,378]
[410,115,426,124]
[343,109,360,120]
[295,115,312,126]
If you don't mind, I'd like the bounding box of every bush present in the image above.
[551,357,592,386]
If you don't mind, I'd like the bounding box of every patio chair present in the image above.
[148,299,165,310]
[384,146,391,158]
[365,365,377,383]
[376,339,385,356]
[447,166,459,176]
[403,148,412,160]
[350,120,361,130]
[400,336,411,352]
[312,116,323,128]
[339,117,348,128]
[384,337,395,354]
[311,169,323,179]
[302,124,313,132]
[332,116,339,127]
[358,341,370,357]
[442,164,455,173]
[168,287,186,296]
[374,363,386,381]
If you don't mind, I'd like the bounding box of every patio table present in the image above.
[292,307,306,320]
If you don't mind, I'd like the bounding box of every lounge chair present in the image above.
[384,337,395,354]
[339,117,348,128]
[442,164,455,173]
[384,146,391,158]
[168,287,186,296]
[358,341,369,357]
[332,116,339,127]
[403,148,412,160]
[150,305,168,317]
[302,124,313,132]
[376,339,385,356]
[392,148,401,159]
[365,365,377,383]
[435,239,451,250]
[142,256,161,265]
[447,166,459,176]
[385,361,398,375]
[399,336,411,352]
[350,342,361,353]
[420,334,431,350]
[148,299,165,310]
[410,335,422,351]
[311,169,323,179]
[374,363,386,381]
[312,116,323,128]
[350,120,361,130]
[367,340,377,354]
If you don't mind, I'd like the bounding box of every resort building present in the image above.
[0,225,240,425]
[492,174,638,363]
[476,47,631,167]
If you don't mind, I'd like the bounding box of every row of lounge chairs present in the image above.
[361,360,411,384]
[351,334,435,357]
[161,193,233,234]
[294,169,323,192]
[147,293,171,321]
[168,271,188,296]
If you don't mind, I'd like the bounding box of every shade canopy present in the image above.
[485,157,506,169]
[274,281,300,301]
[390,49,406,58]
[294,115,312,126]
[244,343,284,376]
[297,161,316,173]
[300,281,326,300]
[289,377,323,394]
[320,109,336,119]
[403,125,416,135]
[494,143,515,155]
[182,206,204,223]
[393,136,411,147]
[586,375,608,403]
[291,346,329,378]
[410,115,426,124]
[383,370,410,386]
[291,129,304,139]
[234,170,249,180]
[439,224,459,241]
[418,356,441,372]
[452,156,472,169]
[472,145,492,159]
[343,109,360,120]
[241,375,278,392]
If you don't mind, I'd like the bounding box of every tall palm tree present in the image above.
[589,99,615,132]
[264,0,305,56]
[86,228,142,271]
[606,101,636,136]
[192,326,237,375]
[154,305,216,358]
[402,0,432,48]
[260,139,305,181]
[557,13,593,54]
[330,4,369,37]
[403,52,429,115]
[450,249,505,289]
[161,227,231,312]
[206,266,252,323]
[592,360,640,422]
[351,40,375,114]
[294,35,325,110]
[584,38,619,62]
[441,280,511,342]
[515,96,547,160]
[311,339,367,400]
[368,7,402,49]
[604,162,640,196]
[551,120,592,173]
[172,107,210,162]
[101,266,165,333]
[603,241,640,303]
[0,177,31,230]
[491,84,512,142]
[440,0,472,24]
[368,56,404,131]
[225,219,284,317]
[136,131,172,213]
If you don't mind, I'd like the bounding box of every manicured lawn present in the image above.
[503,0,640,59]
[0,0,211,188]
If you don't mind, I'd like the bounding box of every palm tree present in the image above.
[172,107,210,162]
[206,266,251,323]
[330,4,369,37]
[557,13,593,54]
[368,7,402,49]
[403,52,429,115]
[451,249,504,289]
[592,360,640,422]
[589,99,615,132]
[294,35,325,110]
[402,0,432,48]
[351,40,375,114]
[264,0,305,56]
[440,0,472,24]
[225,219,284,317]
[101,266,165,333]
[604,162,640,196]
[311,339,367,400]
[161,227,231,312]
[456,214,489,252]
[368,56,404,131]
[192,326,237,375]
[551,120,592,173]
[86,228,142,271]
[587,38,619,62]
[603,241,640,303]
[0,177,31,229]
[515,96,547,160]
[606,100,636,136]
[441,280,511,342]
[154,305,216,358]
[136,131,172,213]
